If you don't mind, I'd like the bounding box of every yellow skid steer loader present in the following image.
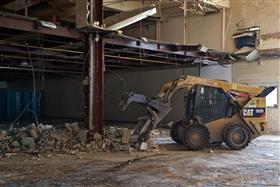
[120,75,275,150]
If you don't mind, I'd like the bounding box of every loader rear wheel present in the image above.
[170,121,185,144]
[183,124,209,150]
[223,124,251,150]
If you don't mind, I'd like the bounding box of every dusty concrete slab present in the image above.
[0,135,279,187]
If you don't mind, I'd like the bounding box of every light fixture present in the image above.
[245,49,259,62]
[40,21,57,29]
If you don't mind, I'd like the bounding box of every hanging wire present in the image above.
[10,43,38,128]
[107,70,127,95]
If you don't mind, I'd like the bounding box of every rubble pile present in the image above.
[0,122,102,155]
[103,126,136,153]
[0,123,163,158]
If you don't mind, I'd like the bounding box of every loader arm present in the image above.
[119,92,172,142]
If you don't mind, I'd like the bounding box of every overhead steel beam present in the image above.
[0,13,82,39]
[0,13,230,62]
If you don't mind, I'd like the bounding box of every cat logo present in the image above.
[242,108,265,118]
[243,109,254,117]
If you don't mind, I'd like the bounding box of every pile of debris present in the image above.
[0,122,162,157]
[0,123,87,154]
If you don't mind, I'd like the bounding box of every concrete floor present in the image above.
[0,135,279,187]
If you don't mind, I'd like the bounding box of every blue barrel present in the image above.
[6,91,16,120]
[0,91,7,121]
[0,90,42,122]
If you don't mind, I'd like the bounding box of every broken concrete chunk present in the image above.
[107,126,122,138]
[120,145,129,151]
[0,130,7,141]
[104,139,111,146]
[93,132,102,141]
[37,124,53,134]
[121,128,131,144]
[21,137,36,148]
[70,122,80,133]
[151,130,160,136]
[101,142,106,150]
[11,141,20,148]
[140,142,148,151]
[51,131,69,143]
[128,147,135,154]
[75,129,88,145]
[93,133,103,147]
[29,126,39,139]
[64,123,72,132]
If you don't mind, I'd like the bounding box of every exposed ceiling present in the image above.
[0,0,229,25]
[0,0,231,79]
[0,13,232,79]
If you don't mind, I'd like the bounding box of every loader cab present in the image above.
[185,85,238,124]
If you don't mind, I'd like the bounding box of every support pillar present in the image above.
[91,0,104,134]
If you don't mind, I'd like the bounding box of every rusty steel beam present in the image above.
[0,13,82,39]
[91,0,104,134]
[0,14,230,63]
[105,35,200,55]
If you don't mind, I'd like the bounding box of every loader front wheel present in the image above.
[224,124,251,150]
[183,124,209,150]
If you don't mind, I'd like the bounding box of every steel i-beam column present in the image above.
[91,0,104,134]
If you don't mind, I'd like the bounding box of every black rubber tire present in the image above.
[170,121,185,144]
[183,124,209,151]
[223,124,251,150]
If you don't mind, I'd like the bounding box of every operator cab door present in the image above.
[191,85,230,124]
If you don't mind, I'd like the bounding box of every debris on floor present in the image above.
[0,123,164,158]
